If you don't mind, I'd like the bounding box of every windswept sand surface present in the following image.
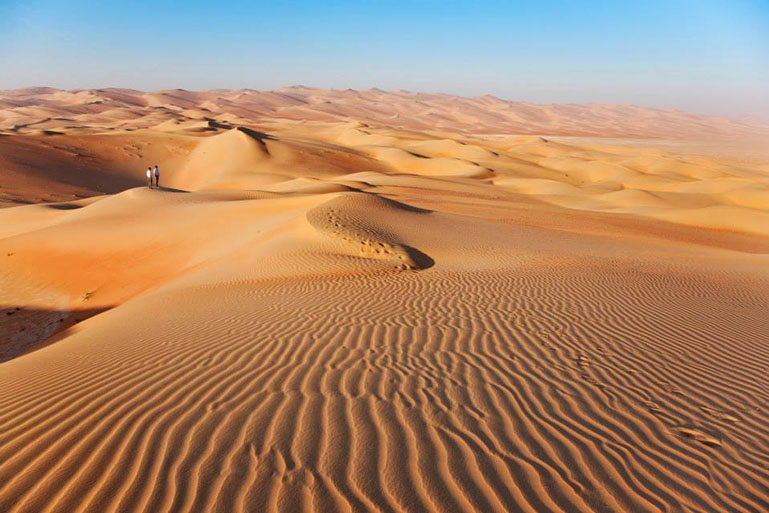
[3,86,769,141]
[1,90,769,512]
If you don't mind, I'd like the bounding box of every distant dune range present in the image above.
[1,88,768,512]
[2,87,769,140]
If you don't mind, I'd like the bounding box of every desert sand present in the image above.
[1,88,768,513]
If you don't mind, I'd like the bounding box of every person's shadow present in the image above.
[152,186,188,193]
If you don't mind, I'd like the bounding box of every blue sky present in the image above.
[1,0,768,118]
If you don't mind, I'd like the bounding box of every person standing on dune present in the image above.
[154,165,160,189]
[146,167,153,189]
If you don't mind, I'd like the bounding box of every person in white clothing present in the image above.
[146,167,153,188]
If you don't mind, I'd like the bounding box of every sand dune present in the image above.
[3,86,769,140]
[1,90,769,512]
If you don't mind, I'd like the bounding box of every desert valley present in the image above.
[1,87,768,513]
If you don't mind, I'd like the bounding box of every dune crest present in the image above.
[3,86,769,140]
[307,193,434,270]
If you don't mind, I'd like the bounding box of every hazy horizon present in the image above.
[5,84,769,124]
[2,0,768,120]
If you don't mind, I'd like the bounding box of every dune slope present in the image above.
[3,86,769,140]
[1,96,769,513]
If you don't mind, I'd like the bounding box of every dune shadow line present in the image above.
[44,203,83,210]
[1,306,112,363]
[403,245,435,269]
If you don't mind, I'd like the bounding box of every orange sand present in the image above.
[1,88,768,513]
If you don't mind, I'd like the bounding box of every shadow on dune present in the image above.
[364,191,434,214]
[203,118,233,130]
[402,245,435,269]
[0,306,111,363]
[154,186,189,193]
[236,126,276,142]
[44,203,84,210]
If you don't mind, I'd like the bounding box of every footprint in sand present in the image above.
[678,427,722,448]
[580,373,607,389]
[700,406,740,423]
[641,400,661,412]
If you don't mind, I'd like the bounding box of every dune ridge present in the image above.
[1,90,769,512]
[3,86,769,140]
[4,121,769,239]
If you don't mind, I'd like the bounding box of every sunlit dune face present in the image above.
[1,88,769,513]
